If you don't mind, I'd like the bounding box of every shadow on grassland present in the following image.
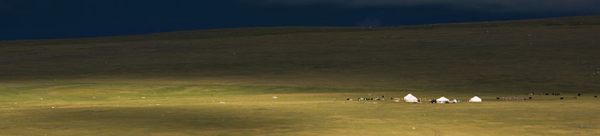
[1,106,310,135]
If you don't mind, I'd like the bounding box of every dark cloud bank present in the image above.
[259,0,600,12]
[1,0,599,41]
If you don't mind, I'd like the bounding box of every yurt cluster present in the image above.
[352,94,482,104]
[348,92,597,104]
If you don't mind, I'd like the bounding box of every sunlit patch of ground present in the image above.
[1,83,599,136]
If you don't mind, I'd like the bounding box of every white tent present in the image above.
[436,97,450,103]
[404,94,419,103]
[469,96,482,102]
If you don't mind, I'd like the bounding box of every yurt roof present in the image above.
[404,94,416,98]
[469,96,482,102]
[437,97,449,100]
[470,96,482,100]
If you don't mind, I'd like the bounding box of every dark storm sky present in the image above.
[1,0,599,41]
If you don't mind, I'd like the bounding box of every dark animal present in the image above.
[595,96,598,98]
[560,97,564,100]
[578,93,581,96]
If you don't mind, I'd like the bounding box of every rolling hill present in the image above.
[2,15,600,92]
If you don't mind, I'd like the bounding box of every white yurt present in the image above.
[404,94,419,103]
[469,96,482,102]
[436,97,450,103]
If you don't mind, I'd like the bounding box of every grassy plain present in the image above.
[1,15,600,135]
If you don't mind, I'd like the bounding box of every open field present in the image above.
[1,15,600,135]
[1,82,599,136]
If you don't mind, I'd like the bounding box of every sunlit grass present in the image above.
[1,83,598,136]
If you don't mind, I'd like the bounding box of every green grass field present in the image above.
[1,15,600,135]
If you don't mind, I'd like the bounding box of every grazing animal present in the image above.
[560,97,564,100]
[578,93,581,96]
